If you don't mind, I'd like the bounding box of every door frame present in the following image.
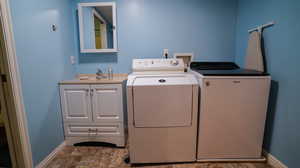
[0,0,33,167]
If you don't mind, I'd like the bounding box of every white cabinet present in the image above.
[60,84,125,147]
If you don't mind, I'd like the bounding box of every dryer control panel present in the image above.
[132,59,185,72]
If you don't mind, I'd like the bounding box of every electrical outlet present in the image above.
[70,56,76,65]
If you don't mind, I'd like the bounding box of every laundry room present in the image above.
[0,0,298,168]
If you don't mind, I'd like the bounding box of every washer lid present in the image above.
[190,62,269,76]
[132,75,197,86]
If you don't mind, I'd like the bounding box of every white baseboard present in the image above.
[35,141,66,168]
[263,150,288,168]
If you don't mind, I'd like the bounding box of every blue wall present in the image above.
[73,0,238,74]
[9,0,76,165]
[235,0,300,167]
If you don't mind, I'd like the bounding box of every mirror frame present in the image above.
[78,2,118,53]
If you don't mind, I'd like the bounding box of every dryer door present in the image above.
[132,76,194,128]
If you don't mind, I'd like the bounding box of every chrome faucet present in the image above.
[96,68,105,80]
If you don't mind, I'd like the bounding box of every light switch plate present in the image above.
[70,56,76,65]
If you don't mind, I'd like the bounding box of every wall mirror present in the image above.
[78,2,117,53]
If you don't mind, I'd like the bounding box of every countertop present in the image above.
[59,74,128,85]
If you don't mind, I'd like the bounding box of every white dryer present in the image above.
[127,59,199,164]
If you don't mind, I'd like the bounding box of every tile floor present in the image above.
[47,144,274,168]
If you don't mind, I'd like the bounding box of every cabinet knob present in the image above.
[205,81,210,87]
[90,89,94,96]
[90,128,98,136]
[159,79,166,83]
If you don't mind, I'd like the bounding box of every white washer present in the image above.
[190,62,271,161]
[127,59,199,164]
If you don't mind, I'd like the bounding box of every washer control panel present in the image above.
[132,59,185,72]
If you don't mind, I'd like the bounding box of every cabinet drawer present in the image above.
[64,123,122,137]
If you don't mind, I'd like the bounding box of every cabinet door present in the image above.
[197,78,270,159]
[91,84,123,123]
[60,85,92,123]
